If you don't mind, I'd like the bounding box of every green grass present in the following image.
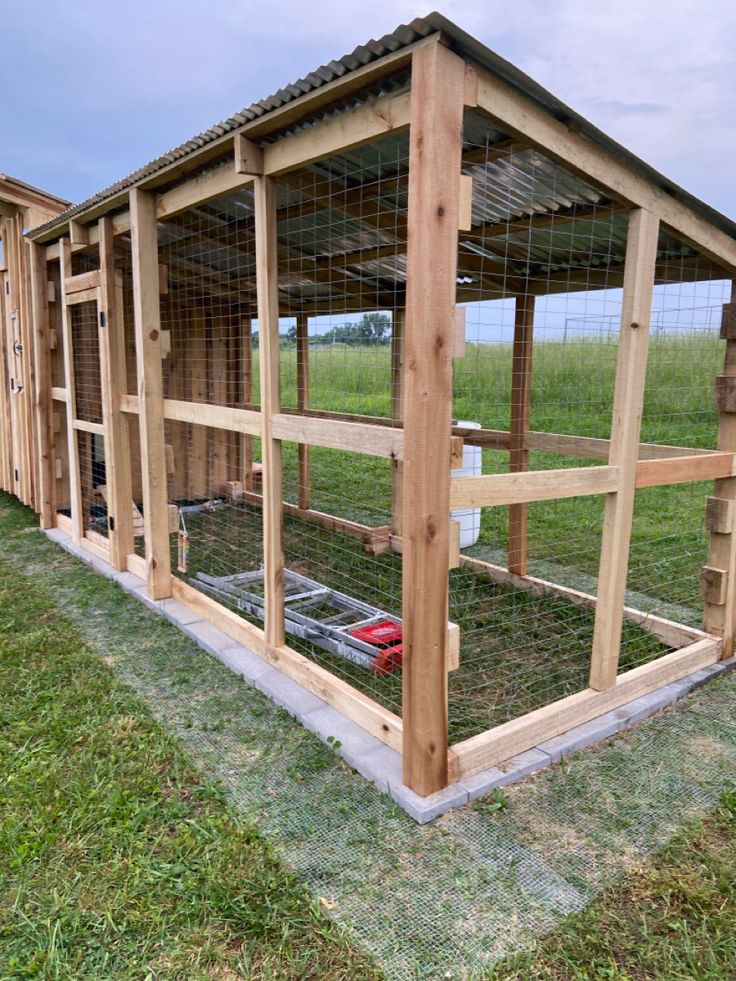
[0,507,378,979]
[491,790,736,980]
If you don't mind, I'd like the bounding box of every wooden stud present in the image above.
[458,175,473,231]
[241,317,255,491]
[703,280,736,654]
[58,238,84,542]
[234,134,265,176]
[99,216,135,569]
[129,189,172,600]
[590,208,660,691]
[390,307,405,537]
[28,241,54,528]
[715,375,736,413]
[508,293,535,576]
[451,465,618,508]
[254,175,285,647]
[700,566,728,605]
[720,301,736,340]
[401,40,465,797]
[453,306,466,359]
[296,312,310,510]
[705,496,734,535]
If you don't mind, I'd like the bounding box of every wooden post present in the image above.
[254,175,285,647]
[28,241,54,528]
[130,188,172,600]
[390,307,405,536]
[590,208,660,691]
[59,238,84,543]
[211,313,229,495]
[703,285,736,655]
[241,317,255,490]
[296,311,310,510]
[187,305,208,500]
[508,292,535,574]
[99,216,135,569]
[401,41,465,796]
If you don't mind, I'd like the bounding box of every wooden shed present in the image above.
[5,13,736,798]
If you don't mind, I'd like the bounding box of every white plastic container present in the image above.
[451,420,482,548]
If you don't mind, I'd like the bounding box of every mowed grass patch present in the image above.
[491,789,736,980]
[0,543,377,979]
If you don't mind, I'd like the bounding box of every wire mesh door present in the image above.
[66,288,110,551]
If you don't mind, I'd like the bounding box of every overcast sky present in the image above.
[1,0,735,221]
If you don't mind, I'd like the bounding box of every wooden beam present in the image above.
[64,269,101,294]
[254,176,285,647]
[271,414,404,459]
[590,209,660,691]
[452,638,720,778]
[473,67,736,270]
[99,216,135,570]
[390,307,405,536]
[451,465,618,508]
[635,453,734,487]
[58,238,84,542]
[234,134,264,176]
[241,318,255,491]
[508,293,534,574]
[296,312,310,510]
[401,41,465,797]
[704,287,736,654]
[28,241,55,528]
[130,189,172,600]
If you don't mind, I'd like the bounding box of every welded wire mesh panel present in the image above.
[71,301,102,425]
[77,429,108,538]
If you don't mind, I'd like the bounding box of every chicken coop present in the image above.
[3,13,736,798]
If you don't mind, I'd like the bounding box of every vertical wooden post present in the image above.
[590,208,659,691]
[0,260,9,494]
[296,311,310,510]
[390,306,405,536]
[402,41,465,796]
[241,316,255,490]
[99,216,135,569]
[703,284,736,656]
[254,176,285,647]
[187,306,208,500]
[508,292,535,575]
[130,188,172,600]
[28,241,54,528]
[59,238,84,543]
[211,313,229,495]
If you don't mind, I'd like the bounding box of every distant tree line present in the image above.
[251,313,392,350]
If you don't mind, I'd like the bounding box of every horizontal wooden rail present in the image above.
[72,418,105,436]
[170,576,403,751]
[635,452,734,487]
[65,286,98,306]
[451,638,720,780]
[163,398,261,434]
[64,270,101,294]
[525,430,718,461]
[51,387,67,402]
[450,465,619,508]
[271,413,404,459]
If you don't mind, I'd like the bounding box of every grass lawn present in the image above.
[0,520,377,979]
[492,790,736,980]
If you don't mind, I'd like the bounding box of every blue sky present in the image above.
[2,0,735,222]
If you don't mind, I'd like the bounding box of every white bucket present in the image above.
[451,420,481,548]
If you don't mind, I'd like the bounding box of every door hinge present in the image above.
[99,310,106,328]
[108,515,115,532]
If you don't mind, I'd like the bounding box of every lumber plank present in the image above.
[296,312,310,510]
[401,41,465,797]
[64,269,101,294]
[130,189,172,600]
[58,238,84,543]
[99,216,135,569]
[254,175,285,647]
[271,414,404,459]
[590,209,661,691]
[28,241,55,528]
[452,639,720,778]
[508,293,534,575]
[171,576,403,750]
[450,465,618,509]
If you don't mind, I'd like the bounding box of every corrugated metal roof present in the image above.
[30,10,736,253]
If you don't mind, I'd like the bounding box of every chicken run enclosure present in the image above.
[2,14,736,798]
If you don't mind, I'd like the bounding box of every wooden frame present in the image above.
[8,27,736,804]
